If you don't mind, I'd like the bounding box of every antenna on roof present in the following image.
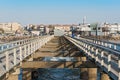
[83,16,86,25]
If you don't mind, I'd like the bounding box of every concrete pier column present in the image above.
[80,68,88,80]
[28,54,34,61]
[22,70,31,80]
[74,61,82,68]
[6,72,9,79]
[88,68,97,80]
[100,73,110,80]
[7,68,20,80]
[81,56,86,62]
[65,62,74,68]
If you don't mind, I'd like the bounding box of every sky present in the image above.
[0,0,120,25]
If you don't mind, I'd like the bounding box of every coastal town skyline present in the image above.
[0,0,120,25]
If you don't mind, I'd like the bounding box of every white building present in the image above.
[31,31,40,35]
[90,23,104,36]
[91,23,120,36]
[54,29,65,36]
[109,24,120,33]
[54,25,71,32]
[71,24,91,36]
[76,24,91,31]
[100,23,120,35]
[0,22,23,34]
[45,26,50,34]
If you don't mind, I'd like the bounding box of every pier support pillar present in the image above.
[88,68,97,80]
[22,70,31,80]
[7,68,20,80]
[81,56,86,62]
[6,72,9,79]
[100,73,110,80]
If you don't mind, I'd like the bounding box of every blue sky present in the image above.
[0,0,120,25]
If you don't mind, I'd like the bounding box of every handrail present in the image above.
[74,37,120,56]
[0,35,50,51]
[65,36,120,80]
[0,35,54,78]
[76,36,120,52]
[81,36,120,45]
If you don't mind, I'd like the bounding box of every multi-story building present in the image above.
[54,24,71,36]
[0,22,23,34]
[90,23,120,36]
[27,24,50,36]
[90,23,103,36]
[54,24,71,32]
[71,24,91,36]
[108,24,120,33]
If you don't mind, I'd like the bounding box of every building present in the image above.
[54,29,65,36]
[54,24,71,32]
[27,24,50,36]
[0,22,23,34]
[71,24,91,36]
[54,24,71,35]
[108,24,120,33]
[45,26,50,34]
[90,23,120,36]
[90,23,103,36]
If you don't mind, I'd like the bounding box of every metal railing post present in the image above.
[5,51,9,71]
[108,54,111,72]
[24,45,27,58]
[19,46,22,62]
[101,51,104,66]
[13,48,17,65]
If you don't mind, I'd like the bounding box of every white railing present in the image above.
[76,36,120,52]
[0,36,49,51]
[0,36,53,51]
[0,35,54,77]
[65,36,120,80]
